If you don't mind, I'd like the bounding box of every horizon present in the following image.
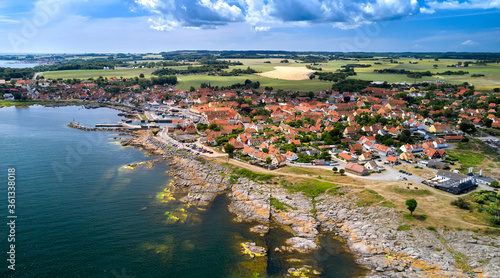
[2,50,500,56]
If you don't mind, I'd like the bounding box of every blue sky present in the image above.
[0,0,499,53]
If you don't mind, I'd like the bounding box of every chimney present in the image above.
[479,170,482,176]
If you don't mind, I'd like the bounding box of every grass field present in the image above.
[40,57,500,90]
[447,140,500,177]
[42,68,155,79]
[175,74,333,91]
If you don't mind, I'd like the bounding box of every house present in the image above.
[365,161,383,172]
[359,152,372,161]
[338,152,355,162]
[472,171,497,186]
[423,148,446,159]
[427,160,448,169]
[399,151,416,162]
[283,151,298,161]
[429,123,452,133]
[345,163,369,176]
[271,155,287,167]
[255,151,269,161]
[433,139,448,149]
[443,135,464,142]
[349,143,363,154]
[289,139,301,145]
[372,144,390,155]
[400,144,423,153]
[426,170,476,194]
[386,156,399,164]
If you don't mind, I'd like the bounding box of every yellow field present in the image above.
[258,66,315,80]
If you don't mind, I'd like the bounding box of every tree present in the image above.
[406,199,417,215]
[490,181,499,188]
[224,143,235,158]
[208,123,218,130]
[266,157,272,164]
[139,73,145,78]
[339,169,345,175]
[433,64,438,69]
[332,167,338,173]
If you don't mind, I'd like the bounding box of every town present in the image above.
[3,73,500,198]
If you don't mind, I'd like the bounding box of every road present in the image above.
[158,127,226,158]
[32,72,42,81]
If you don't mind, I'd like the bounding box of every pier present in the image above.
[68,121,156,131]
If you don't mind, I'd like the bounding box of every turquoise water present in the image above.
[0,105,366,277]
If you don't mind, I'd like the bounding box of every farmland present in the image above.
[39,56,500,91]
[42,68,156,79]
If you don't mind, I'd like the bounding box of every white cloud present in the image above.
[461,39,478,45]
[253,25,270,31]
[419,7,435,14]
[135,0,161,9]
[133,0,421,31]
[426,0,500,10]
[0,16,20,24]
[198,0,243,20]
[131,0,500,32]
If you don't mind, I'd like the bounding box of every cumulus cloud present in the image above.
[461,39,478,45]
[426,0,500,10]
[133,0,244,30]
[253,25,270,32]
[131,0,500,31]
[419,7,435,14]
[132,0,423,30]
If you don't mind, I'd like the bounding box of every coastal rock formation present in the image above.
[315,194,499,277]
[228,178,271,223]
[139,135,500,278]
[241,242,267,258]
[250,225,270,236]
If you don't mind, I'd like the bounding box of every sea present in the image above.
[0,60,46,69]
[0,105,366,277]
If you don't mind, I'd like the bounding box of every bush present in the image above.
[427,226,436,231]
[451,198,472,210]
[490,181,499,188]
[397,225,411,231]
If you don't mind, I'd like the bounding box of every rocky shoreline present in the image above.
[132,133,499,277]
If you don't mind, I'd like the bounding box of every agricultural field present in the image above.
[42,68,155,79]
[175,73,332,91]
[40,57,500,91]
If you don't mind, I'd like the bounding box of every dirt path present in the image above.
[212,157,362,187]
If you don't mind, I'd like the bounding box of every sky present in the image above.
[0,0,499,53]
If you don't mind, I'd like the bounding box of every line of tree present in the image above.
[215,67,259,76]
[152,65,229,76]
[310,67,356,82]
[341,64,372,68]
[0,67,35,80]
[331,79,370,92]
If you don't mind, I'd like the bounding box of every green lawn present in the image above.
[284,178,338,199]
[447,150,485,170]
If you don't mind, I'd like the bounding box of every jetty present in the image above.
[68,121,154,131]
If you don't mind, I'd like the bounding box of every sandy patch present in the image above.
[259,66,315,80]
[432,75,444,79]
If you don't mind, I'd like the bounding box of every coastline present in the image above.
[98,127,500,277]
